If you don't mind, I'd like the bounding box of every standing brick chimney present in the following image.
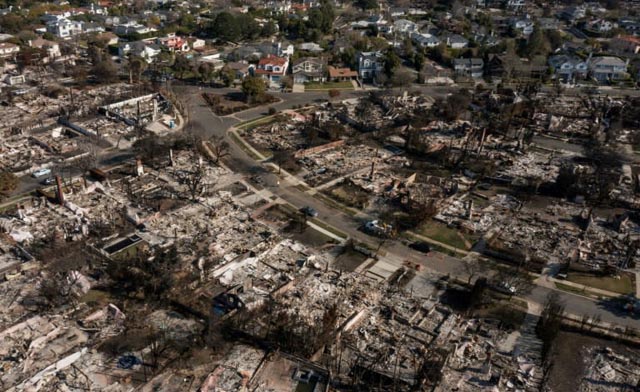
[136,159,144,176]
[55,175,64,205]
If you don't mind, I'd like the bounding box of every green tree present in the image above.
[237,13,261,40]
[413,51,425,72]
[210,12,240,42]
[173,54,191,79]
[128,56,147,83]
[356,0,378,10]
[390,67,415,87]
[261,22,277,37]
[0,14,25,33]
[0,171,17,199]
[241,76,267,103]
[220,66,236,87]
[383,48,401,78]
[92,57,118,83]
[525,27,548,58]
[198,62,214,84]
[536,292,565,359]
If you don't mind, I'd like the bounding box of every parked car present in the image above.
[32,168,52,178]
[363,220,394,238]
[41,177,56,185]
[409,241,431,253]
[492,281,517,295]
[300,206,318,217]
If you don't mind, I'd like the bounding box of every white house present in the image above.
[0,42,20,58]
[255,54,289,85]
[412,32,440,48]
[394,19,418,35]
[46,18,84,38]
[113,22,157,36]
[30,38,61,60]
[445,34,468,49]
[588,56,628,82]
[585,19,615,33]
[511,18,534,35]
[118,41,162,63]
[548,54,588,82]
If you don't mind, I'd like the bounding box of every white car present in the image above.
[32,168,52,178]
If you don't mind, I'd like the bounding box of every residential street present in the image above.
[178,85,640,328]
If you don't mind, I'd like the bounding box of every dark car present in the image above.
[409,241,431,253]
[300,206,318,217]
[41,177,56,185]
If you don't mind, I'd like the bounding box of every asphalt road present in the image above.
[179,85,640,328]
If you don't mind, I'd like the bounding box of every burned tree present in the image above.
[207,135,230,164]
[536,292,565,360]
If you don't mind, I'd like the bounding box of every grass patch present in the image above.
[403,232,461,256]
[305,81,354,90]
[326,182,370,209]
[312,192,357,216]
[295,183,311,192]
[555,282,590,296]
[79,289,114,305]
[473,302,527,330]
[228,132,268,160]
[236,115,279,131]
[308,218,347,240]
[566,272,635,295]
[416,221,472,250]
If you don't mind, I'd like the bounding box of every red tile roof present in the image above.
[328,66,357,78]
[258,54,288,67]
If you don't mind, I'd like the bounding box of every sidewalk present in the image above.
[535,275,623,298]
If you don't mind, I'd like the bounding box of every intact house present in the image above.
[327,66,357,82]
[583,18,615,35]
[46,18,84,38]
[510,17,534,35]
[157,34,189,52]
[610,36,640,55]
[255,54,289,85]
[486,54,547,80]
[113,22,157,36]
[188,37,206,51]
[226,61,252,81]
[357,51,384,82]
[118,41,162,63]
[297,42,323,53]
[412,33,440,48]
[394,19,418,35]
[30,38,61,61]
[445,34,468,49]
[453,58,484,78]
[548,54,588,82]
[560,6,586,24]
[0,42,19,58]
[587,56,628,82]
[292,57,326,84]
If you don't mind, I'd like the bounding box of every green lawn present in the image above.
[567,272,636,295]
[236,115,279,131]
[305,81,354,90]
[416,221,473,250]
[473,302,527,330]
